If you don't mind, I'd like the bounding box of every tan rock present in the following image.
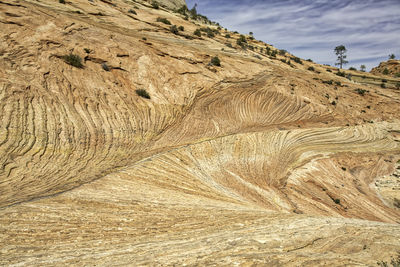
[0,0,400,265]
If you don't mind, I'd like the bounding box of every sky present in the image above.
[185,0,400,70]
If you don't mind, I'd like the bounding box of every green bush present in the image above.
[170,25,179,34]
[292,57,302,64]
[176,5,188,15]
[383,68,389,75]
[308,66,315,71]
[210,56,221,66]
[355,88,367,95]
[136,89,150,99]
[59,0,65,3]
[194,29,201,37]
[381,83,386,88]
[349,67,357,71]
[178,25,184,31]
[336,71,346,77]
[279,49,287,56]
[151,1,159,9]
[156,17,171,25]
[225,34,230,38]
[334,198,340,204]
[61,54,83,68]
[207,31,214,38]
[238,34,247,43]
[128,9,137,15]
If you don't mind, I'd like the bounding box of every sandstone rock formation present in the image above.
[1,0,400,265]
[371,59,400,77]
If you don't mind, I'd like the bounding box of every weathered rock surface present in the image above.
[1,0,400,265]
[371,59,400,77]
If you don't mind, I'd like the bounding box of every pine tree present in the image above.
[334,45,348,69]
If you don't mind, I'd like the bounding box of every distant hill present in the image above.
[370,59,400,77]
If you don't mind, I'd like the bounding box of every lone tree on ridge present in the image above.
[334,45,348,69]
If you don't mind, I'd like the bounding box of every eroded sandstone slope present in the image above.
[1,0,400,265]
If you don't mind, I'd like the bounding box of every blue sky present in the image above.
[186,0,400,70]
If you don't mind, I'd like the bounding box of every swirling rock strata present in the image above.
[1,0,400,265]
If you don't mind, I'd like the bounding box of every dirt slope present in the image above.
[1,0,400,265]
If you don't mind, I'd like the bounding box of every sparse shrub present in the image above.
[136,89,150,99]
[270,50,277,57]
[128,9,137,15]
[307,59,313,62]
[210,56,221,66]
[156,17,171,25]
[336,71,346,77]
[61,54,83,68]
[381,83,386,88]
[102,63,110,71]
[383,68,389,75]
[178,25,184,31]
[280,59,286,63]
[84,48,91,53]
[377,253,400,267]
[334,198,340,204]
[355,88,367,96]
[226,43,233,48]
[194,29,201,37]
[323,80,333,85]
[199,27,217,38]
[189,4,197,19]
[142,37,147,41]
[396,82,400,89]
[335,81,341,86]
[59,0,65,4]
[349,67,357,71]
[225,34,230,38]
[170,25,179,34]
[308,66,315,71]
[331,101,336,105]
[279,49,287,56]
[176,5,188,15]
[327,69,332,73]
[382,79,388,83]
[238,34,247,43]
[292,57,302,64]
[151,1,159,9]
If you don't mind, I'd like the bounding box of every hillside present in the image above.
[371,59,400,78]
[1,0,400,265]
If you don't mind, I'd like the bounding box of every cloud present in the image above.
[186,0,400,70]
